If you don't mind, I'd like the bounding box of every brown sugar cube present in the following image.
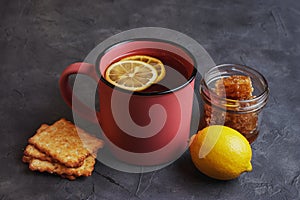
[224,112,258,139]
[28,118,103,168]
[202,75,258,141]
[214,75,254,100]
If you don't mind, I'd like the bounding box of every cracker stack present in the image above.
[23,118,104,180]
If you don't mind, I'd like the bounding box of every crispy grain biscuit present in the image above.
[60,174,76,180]
[28,118,103,168]
[24,144,53,162]
[27,155,95,177]
[22,156,76,180]
[24,124,103,162]
[77,129,104,156]
[22,155,32,163]
[24,125,53,162]
[37,124,49,133]
[24,144,101,164]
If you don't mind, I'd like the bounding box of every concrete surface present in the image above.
[0,0,299,199]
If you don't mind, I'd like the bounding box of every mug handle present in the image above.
[59,62,100,123]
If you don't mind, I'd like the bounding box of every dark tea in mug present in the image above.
[103,48,194,94]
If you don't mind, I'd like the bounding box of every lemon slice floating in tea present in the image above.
[105,60,158,92]
[122,55,166,83]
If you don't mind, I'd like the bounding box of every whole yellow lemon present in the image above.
[190,125,252,180]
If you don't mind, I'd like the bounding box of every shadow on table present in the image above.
[174,151,237,185]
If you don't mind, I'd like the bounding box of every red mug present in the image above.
[59,39,197,165]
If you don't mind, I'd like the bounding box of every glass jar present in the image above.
[199,64,269,143]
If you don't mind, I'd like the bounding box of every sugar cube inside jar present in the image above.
[199,64,269,143]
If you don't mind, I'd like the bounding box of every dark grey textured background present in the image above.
[1,0,299,199]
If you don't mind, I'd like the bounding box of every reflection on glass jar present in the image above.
[199,64,269,143]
